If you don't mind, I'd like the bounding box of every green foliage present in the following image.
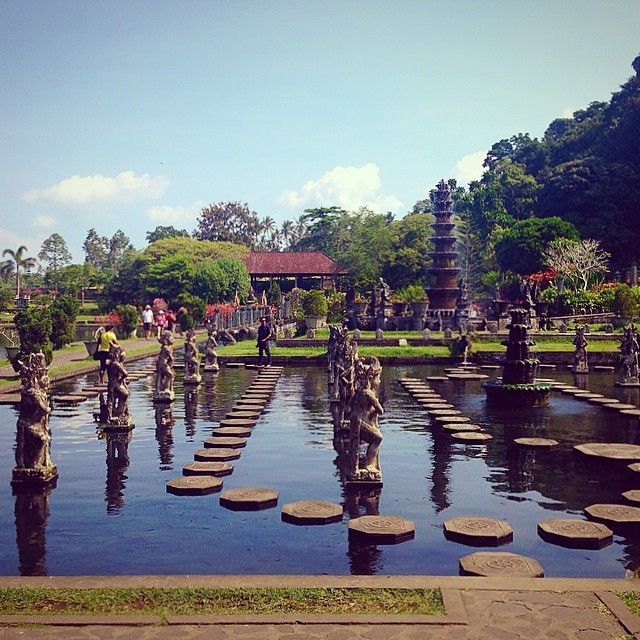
[267,280,282,307]
[610,284,640,319]
[142,237,248,264]
[14,305,53,364]
[0,285,13,311]
[193,261,229,302]
[301,289,328,317]
[398,283,429,302]
[174,293,206,324]
[50,294,80,349]
[144,254,196,304]
[114,304,140,336]
[493,217,579,276]
[145,225,190,243]
[177,307,195,331]
[216,257,251,302]
[326,291,346,323]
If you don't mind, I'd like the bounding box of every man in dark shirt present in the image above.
[257,316,273,366]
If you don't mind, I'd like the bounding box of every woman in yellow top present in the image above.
[96,323,118,384]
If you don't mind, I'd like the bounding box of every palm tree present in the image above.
[2,246,37,299]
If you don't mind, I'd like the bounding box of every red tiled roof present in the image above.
[242,252,348,276]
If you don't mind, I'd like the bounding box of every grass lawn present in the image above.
[0,587,444,617]
[617,591,640,621]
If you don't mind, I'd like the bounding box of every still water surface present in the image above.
[1,358,639,577]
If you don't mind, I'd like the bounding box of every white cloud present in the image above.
[452,150,486,185]
[0,227,44,257]
[31,214,56,229]
[22,171,169,205]
[278,163,402,213]
[146,202,203,226]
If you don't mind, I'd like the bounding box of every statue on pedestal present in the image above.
[12,352,58,486]
[184,328,202,384]
[573,325,589,374]
[347,355,383,483]
[203,324,220,372]
[154,331,175,402]
[619,324,640,385]
[102,344,133,428]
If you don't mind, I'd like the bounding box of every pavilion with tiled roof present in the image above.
[242,251,349,291]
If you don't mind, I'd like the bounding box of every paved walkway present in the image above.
[1,575,640,639]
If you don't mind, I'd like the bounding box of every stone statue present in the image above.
[12,352,58,486]
[619,324,640,384]
[347,355,383,483]
[154,330,176,402]
[103,344,133,427]
[184,328,202,384]
[379,278,391,306]
[573,325,589,374]
[457,277,468,306]
[203,324,220,372]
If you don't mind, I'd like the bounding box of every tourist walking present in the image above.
[142,305,154,340]
[256,316,273,366]
[95,323,118,384]
[155,309,166,338]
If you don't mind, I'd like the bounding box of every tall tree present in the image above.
[145,225,190,243]
[2,245,37,298]
[38,233,72,293]
[107,230,134,274]
[194,202,262,248]
[83,228,109,270]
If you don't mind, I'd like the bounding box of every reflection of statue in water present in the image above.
[12,352,58,486]
[347,356,383,483]
[105,430,131,513]
[619,324,640,384]
[104,344,132,426]
[573,325,589,374]
[154,331,176,402]
[184,328,202,384]
[204,324,220,372]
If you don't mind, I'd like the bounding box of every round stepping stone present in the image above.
[219,417,257,428]
[55,395,84,403]
[480,365,501,370]
[226,410,261,420]
[281,501,343,525]
[443,517,513,546]
[588,397,620,405]
[573,392,604,400]
[441,423,482,433]
[166,476,223,496]
[628,462,640,474]
[426,376,449,382]
[220,487,279,511]
[202,436,247,449]
[622,490,640,504]
[208,426,253,438]
[560,387,580,394]
[433,415,471,424]
[232,404,265,413]
[225,362,245,367]
[574,442,640,462]
[425,405,455,413]
[459,552,544,578]
[537,519,613,549]
[594,365,615,371]
[447,373,488,380]
[450,431,492,442]
[0,393,21,405]
[620,409,640,418]
[238,397,268,405]
[348,515,415,544]
[182,461,234,477]
[585,503,640,525]
[603,403,637,410]
[513,437,559,449]
[428,409,462,417]
[195,447,241,461]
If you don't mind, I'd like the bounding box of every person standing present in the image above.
[155,309,166,338]
[96,323,118,384]
[256,316,273,367]
[142,305,154,340]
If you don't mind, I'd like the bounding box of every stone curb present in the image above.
[0,614,161,626]
[596,591,640,636]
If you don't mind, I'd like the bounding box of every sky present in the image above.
[1,0,640,264]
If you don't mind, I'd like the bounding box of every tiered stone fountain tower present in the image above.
[426,180,463,328]
[483,308,552,407]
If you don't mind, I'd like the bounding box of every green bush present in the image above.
[115,304,140,337]
[14,305,53,364]
[610,284,640,319]
[301,289,328,318]
[50,294,80,348]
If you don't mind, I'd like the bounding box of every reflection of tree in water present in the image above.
[13,483,55,576]
[105,431,131,514]
[155,405,174,470]
[184,387,198,438]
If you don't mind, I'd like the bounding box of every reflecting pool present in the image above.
[1,358,639,577]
